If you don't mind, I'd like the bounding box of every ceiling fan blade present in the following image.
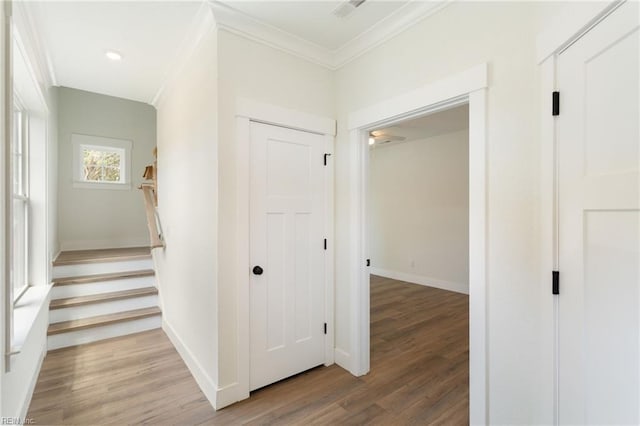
[370,134,406,142]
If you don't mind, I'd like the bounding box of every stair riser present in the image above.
[50,295,159,323]
[52,259,153,279]
[47,316,162,350]
[51,276,156,299]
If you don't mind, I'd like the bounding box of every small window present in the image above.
[82,145,124,183]
[73,134,132,190]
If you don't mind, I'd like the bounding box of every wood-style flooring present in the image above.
[53,247,151,266]
[27,275,469,425]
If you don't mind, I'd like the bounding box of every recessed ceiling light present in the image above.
[105,50,122,61]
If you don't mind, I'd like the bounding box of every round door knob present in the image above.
[252,266,264,275]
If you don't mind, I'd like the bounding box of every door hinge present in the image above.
[366,259,370,267]
[324,323,327,334]
[324,238,327,250]
[324,153,332,166]
[552,270,560,295]
[552,91,560,116]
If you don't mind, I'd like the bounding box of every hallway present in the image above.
[27,276,469,424]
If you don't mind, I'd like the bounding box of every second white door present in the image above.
[249,121,326,391]
[557,2,639,424]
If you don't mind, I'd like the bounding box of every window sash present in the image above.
[12,197,28,302]
[80,144,125,184]
[11,106,30,303]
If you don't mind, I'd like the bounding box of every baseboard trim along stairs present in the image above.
[48,247,162,350]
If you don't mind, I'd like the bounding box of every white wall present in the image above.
[333,2,601,423]
[57,87,156,251]
[153,24,220,405]
[369,129,469,293]
[215,28,335,398]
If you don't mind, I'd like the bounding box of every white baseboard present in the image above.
[162,319,220,409]
[334,347,351,372]
[215,382,242,409]
[370,267,469,295]
[60,237,150,251]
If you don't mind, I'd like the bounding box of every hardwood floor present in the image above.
[27,275,468,425]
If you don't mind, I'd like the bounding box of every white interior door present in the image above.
[557,2,639,424]
[249,121,326,391]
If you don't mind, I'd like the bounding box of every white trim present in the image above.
[71,133,132,189]
[334,348,350,370]
[350,127,369,377]
[348,63,488,130]
[151,1,215,107]
[209,1,333,69]
[539,55,558,426]
[12,28,48,114]
[72,181,131,191]
[234,100,336,405]
[236,98,336,136]
[333,0,452,69]
[323,133,335,367]
[536,0,622,64]
[208,0,453,71]
[468,88,488,425]
[215,382,240,409]
[162,319,219,409]
[4,0,14,374]
[347,66,488,424]
[234,115,251,405]
[11,1,56,90]
[370,268,468,295]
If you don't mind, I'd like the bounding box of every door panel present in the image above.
[583,211,639,422]
[250,121,325,391]
[557,2,639,424]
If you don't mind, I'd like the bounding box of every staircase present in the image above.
[48,247,162,350]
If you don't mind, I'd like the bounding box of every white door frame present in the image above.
[346,63,488,425]
[537,1,625,424]
[234,98,336,403]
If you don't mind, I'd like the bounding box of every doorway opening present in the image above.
[345,63,488,424]
[367,104,470,420]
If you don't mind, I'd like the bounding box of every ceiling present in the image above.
[371,104,469,147]
[27,0,445,104]
[30,1,203,104]
[217,1,408,51]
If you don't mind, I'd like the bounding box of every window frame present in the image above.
[72,134,133,190]
[12,99,30,303]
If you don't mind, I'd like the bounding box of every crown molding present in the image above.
[12,1,57,90]
[333,0,453,68]
[208,0,453,71]
[208,1,333,69]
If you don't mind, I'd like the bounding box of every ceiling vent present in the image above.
[332,0,367,19]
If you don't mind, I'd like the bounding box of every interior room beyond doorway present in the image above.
[367,103,470,417]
